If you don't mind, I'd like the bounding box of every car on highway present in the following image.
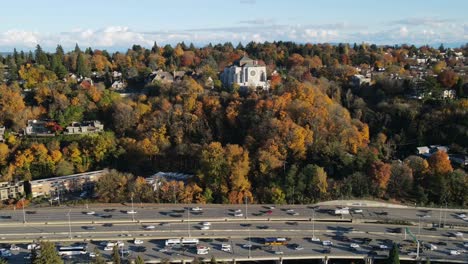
[266,210,273,215]
[104,246,113,251]
[449,250,461,255]
[221,243,231,252]
[82,226,96,230]
[454,231,464,237]
[102,223,113,227]
[286,221,298,225]
[322,247,331,254]
[464,242,468,248]
[234,212,243,217]
[311,236,320,242]
[353,209,363,213]
[27,244,39,250]
[144,225,156,230]
[200,225,210,230]
[192,207,203,212]
[240,223,251,227]
[425,243,437,250]
[134,239,144,245]
[456,213,466,219]
[274,250,284,255]
[268,206,276,210]
[86,211,96,215]
[379,244,389,249]
[89,252,97,258]
[257,225,268,229]
[242,244,252,248]
[422,214,431,218]
[322,240,333,246]
[160,222,170,227]
[286,209,295,213]
[436,241,448,246]
[201,222,211,226]
[408,251,418,257]
[290,212,299,216]
[350,243,360,249]
[289,243,304,250]
[234,209,242,213]
[9,245,19,251]
[127,210,137,214]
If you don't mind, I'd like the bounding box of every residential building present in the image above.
[111,80,126,90]
[221,55,269,91]
[0,126,5,142]
[25,120,58,136]
[0,181,25,201]
[416,145,449,158]
[442,89,456,99]
[28,169,108,198]
[64,121,104,135]
[351,74,371,87]
[149,70,174,84]
[145,172,193,191]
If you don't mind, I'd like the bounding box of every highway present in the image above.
[0,203,466,263]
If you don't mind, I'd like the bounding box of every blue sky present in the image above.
[0,0,466,51]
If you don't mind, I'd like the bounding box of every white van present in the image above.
[221,244,231,252]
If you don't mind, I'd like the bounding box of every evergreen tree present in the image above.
[33,241,63,264]
[92,248,106,264]
[74,43,81,53]
[135,256,145,264]
[76,52,90,77]
[56,45,65,61]
[210,255,217,264]
[112,245,121,264]
[0,258,7,264]
[51,55,68,79]
[35,44,49,67]
[386,243,400,264]
[6,58,18,80]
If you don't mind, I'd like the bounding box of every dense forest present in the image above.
[0,41,467,207]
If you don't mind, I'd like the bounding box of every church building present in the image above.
[221,55,269,91]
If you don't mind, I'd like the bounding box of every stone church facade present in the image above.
[221,55,269,90]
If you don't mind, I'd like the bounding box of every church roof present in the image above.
[233,55,255,67]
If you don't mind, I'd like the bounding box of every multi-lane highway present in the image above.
[0,203,466,263]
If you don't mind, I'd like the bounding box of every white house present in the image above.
[221,55,269,91]
[442,89,456,99]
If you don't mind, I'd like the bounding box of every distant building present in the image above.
[351,74,371,87]
[442,89,456,99]
[111,80,126,90]
[145,172,193,191]
[0,181,25,201]
[25,120,59,136]
[416,145,449,158]
[149,70,174,84]
[0,126,5,142]
[28,169,109,198]
[64,121,104,135]
[449,155,468,166]
[221,55,269,91]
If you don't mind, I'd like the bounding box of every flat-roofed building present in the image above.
[28,169,108,198]
[0,181,25,201]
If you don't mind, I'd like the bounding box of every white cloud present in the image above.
[0,21,466,51]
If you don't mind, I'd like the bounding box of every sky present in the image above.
[0,0,467,51]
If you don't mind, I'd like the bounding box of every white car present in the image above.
[104,246,113,251]
[274,250,284,255]
[457,213,466,219]
[127,210,137,214]
[353,209,363,213]
[200,226,210,230]
[9,245,20,251]
[454,232,464,237]
[234,209,242,213]
[422,214,431,218]
[221,244,231,252]
[379,244,389,249]
[350,243,360,248]
[242,244,252,248]
[268,206,276,210]
[116,241,125,247]
[311,236,321,242]
[201,222,211,226]
[234,212,244,217]
[322,240,333,246]
[89,252,97,258]
[144,225,156,230]
[408,251,418,256]
[192,207,203,211]
[286,209,295,213]
[86,211,96,215]
[427,244,437,250]
[291,212,300,216]
[450,250,461,255]
[464,242,468,248]
[134,239,143,245]
[27,244,38,250]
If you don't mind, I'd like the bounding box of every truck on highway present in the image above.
[334,207,350,215]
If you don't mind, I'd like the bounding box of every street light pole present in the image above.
[131,195,135,222]
[67,209,72,239]
[187,206,191,238]
[21,198,26,224]
[312,209,315,239]
[418,216,421,237]
[443,202,448,228]
[248,227,251,259]
[244,194,248,220]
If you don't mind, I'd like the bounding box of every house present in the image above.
[173,71,186,82]
[150,70,174,84]
[111,80,126,90]
[221,55,269,91]
[0,126,5,142]
[112,71,122,79]
[28,169,108,198]
[0,181,25,201]
[25,120,60,136]
[416,145,449,158]
[145,172,193,191]
[79,77,94,89]
[64,121,104,135]
[351,74,371,87]
[442,89,456,99]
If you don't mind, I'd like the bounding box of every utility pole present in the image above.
[131,194,135,222]
[312,209,316,239]
[443,202,448,228]
[248,227,251,259]
[244,194,248,220]
[21,198,26,224]
[418,216,421,237]
[67,209,72,239]
[187,206,191,238]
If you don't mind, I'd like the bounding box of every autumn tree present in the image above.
[437,69,458,88]
[368,161,392,196]
[428,151,453,175]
